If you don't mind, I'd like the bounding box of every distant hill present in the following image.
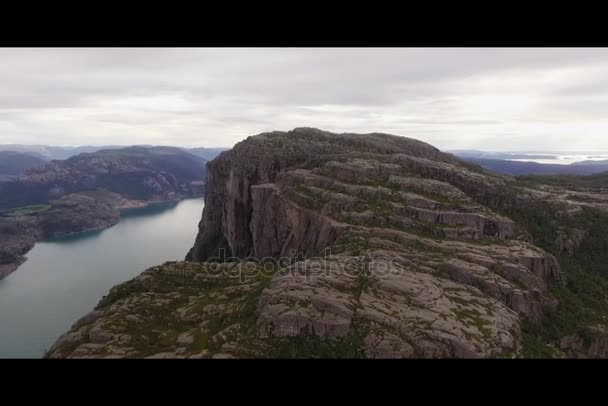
[0,146,206,210]
[572,159,608,166]
[186,147,228,161]
[0,144,229,161]
[0,144,127,160]
[458,157,608,176]
[0,151,47,176]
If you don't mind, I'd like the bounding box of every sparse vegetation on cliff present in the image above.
[499,176,608,357]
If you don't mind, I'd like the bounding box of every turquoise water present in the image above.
[0,198,204,358]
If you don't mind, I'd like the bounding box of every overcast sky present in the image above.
[1,48,608,152]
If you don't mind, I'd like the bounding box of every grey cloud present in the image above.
[1,48,608,150]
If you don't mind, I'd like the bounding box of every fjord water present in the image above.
[0,198,204,358]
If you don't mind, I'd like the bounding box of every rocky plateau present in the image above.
[47,128,608,358]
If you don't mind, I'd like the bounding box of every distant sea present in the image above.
[508,154,608,165]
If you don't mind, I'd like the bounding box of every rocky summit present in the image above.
[48,128,608,358]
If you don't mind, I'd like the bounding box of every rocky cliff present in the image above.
[47,128,582,358]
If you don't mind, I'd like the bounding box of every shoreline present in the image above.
[0,257,26,279]
[0,195,202,280]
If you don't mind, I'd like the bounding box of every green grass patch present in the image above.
[9,204,52,215]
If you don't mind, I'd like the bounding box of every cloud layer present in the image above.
[1,48,608,151]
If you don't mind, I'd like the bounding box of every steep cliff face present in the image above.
[188,128,478,261]
[48,128,571,359]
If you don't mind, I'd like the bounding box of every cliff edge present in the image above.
[48,128,566,358]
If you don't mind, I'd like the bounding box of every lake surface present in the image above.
[0,198,204,358]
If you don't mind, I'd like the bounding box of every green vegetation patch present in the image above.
[9,204,52,215]
[266,318,371,359]
[91,262,280,358]
[493,182,608,357]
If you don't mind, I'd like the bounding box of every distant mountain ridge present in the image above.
[0,151,47,176]
[459,157,608,176]
[0,144,229,161]
[0,146,207,210]
[0,144,125,160]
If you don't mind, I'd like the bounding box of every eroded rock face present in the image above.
[53,128,565,358]
[559,325,608,358]
[46,261,519,359]
[187,128,458,261]
[256,254,520,358]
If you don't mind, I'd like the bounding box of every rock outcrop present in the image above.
[36,193,122,238]
[51,128,566,358]
[559,325,608,358]
[0,214,40,278]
